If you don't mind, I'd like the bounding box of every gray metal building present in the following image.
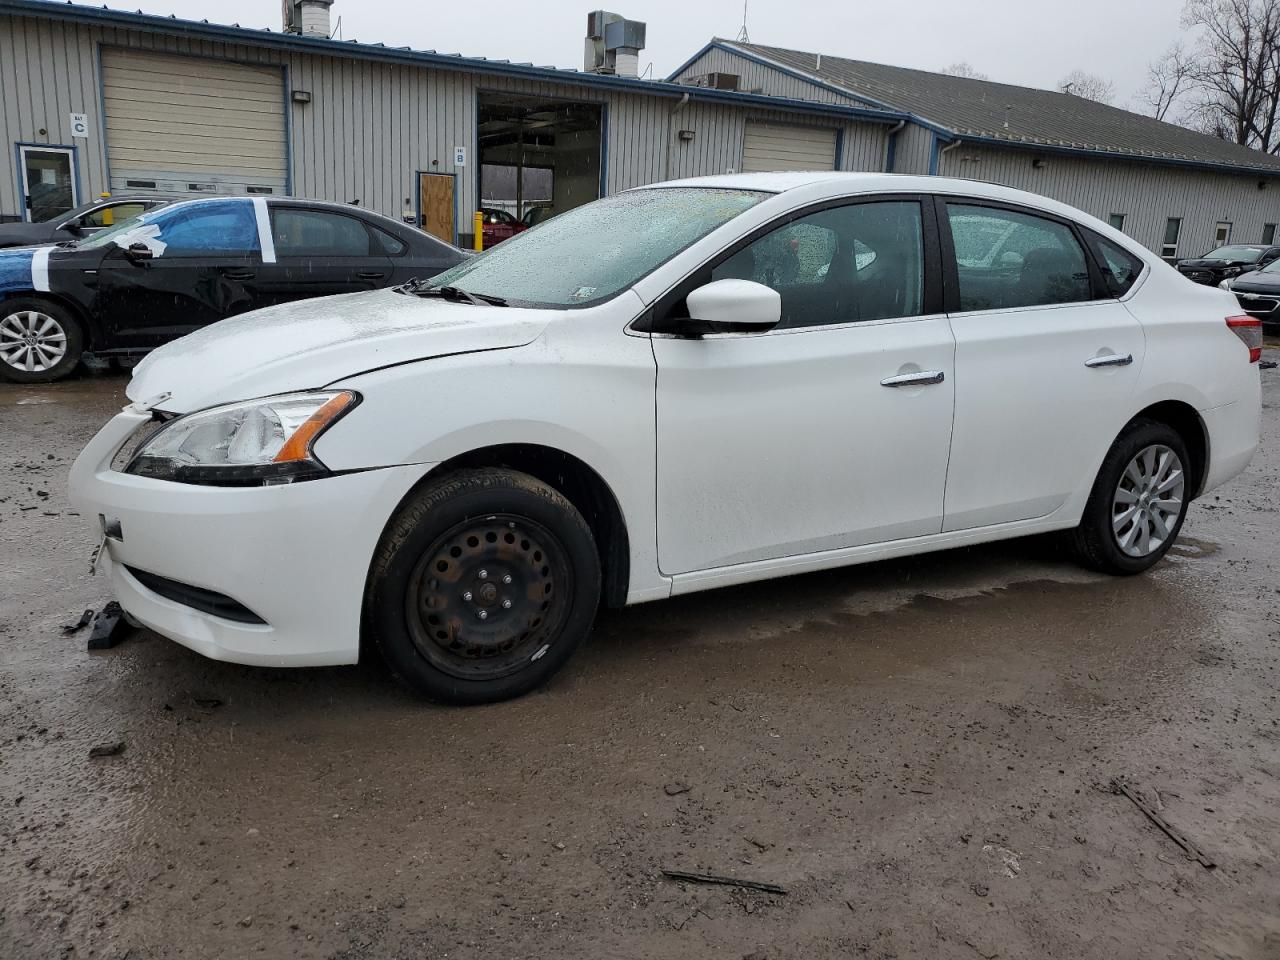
[671,40,1280,260]
[0,0,904,246]
[5,0,1280,260]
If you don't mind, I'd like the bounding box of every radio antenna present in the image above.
[736,0,750,42]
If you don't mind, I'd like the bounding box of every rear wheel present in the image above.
[0,298,84,383]
[366,468,601,704]
[1070,419,1191,575]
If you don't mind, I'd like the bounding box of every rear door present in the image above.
[247,205,393,309]
[939,198,1145,531]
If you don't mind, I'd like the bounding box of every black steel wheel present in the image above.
[367,468,601,704]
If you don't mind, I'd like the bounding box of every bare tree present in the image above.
[1137,43,1195,120]
[1057,69,1117,104]
[1179,0,1280,153]
[941,62,988,81]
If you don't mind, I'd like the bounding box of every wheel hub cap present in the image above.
[1111,444,1185,559]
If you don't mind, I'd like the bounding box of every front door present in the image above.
[939,199,1145,531]
[419,173,455,243]
[19,146,78,223]
[653,198,956,575]
[92,200,262,348]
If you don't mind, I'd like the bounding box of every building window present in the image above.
[1162,218,1182,261]
[1215,221,1232,245]
[1263,223,1276,244]
[1108,213,1125,232]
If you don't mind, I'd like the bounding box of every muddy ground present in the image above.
[1,355,1279,960]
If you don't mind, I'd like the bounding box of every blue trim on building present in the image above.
[599,102,610,194]
[834,127,844,170]
[281,63,294,196]
[94,41,111,193]
[885,127,898,172]
[2,0,905,126]
[927,133,940,176]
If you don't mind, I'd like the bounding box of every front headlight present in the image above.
[1222,266,1244,277]
[1219,279,1234,290]
[125,390,358,485]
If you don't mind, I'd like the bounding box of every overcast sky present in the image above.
[129,0,1188,110]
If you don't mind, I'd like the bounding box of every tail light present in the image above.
[1226,315,1262,363]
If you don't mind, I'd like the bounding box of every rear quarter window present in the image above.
[1085,231,1145,297]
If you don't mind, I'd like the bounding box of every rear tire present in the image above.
[0,297,84,383]
[366,468,601,705]
[1070,419,1191,575]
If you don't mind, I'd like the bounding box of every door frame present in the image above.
[15,143,80,223]
[416,170,458,246]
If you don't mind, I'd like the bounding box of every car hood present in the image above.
[127,287,551,412]
[1228,271,1280,293]
[0,223,54,248]
[1177,258,1252,270]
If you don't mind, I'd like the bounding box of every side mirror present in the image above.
[61,220,85,236]
[124,242,154,263]
[683,279,781,335]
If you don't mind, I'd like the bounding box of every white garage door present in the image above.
[102,49,288,196]
[741,122,838,173]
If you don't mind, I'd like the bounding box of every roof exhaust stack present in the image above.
[283,0,333,38]
[585,10,646,78]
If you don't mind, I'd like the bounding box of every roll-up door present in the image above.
[101,48,287,196]
[741,122,837,173]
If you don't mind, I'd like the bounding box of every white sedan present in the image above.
[70,173,1262,704]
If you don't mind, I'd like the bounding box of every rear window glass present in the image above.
[272,209,372,257]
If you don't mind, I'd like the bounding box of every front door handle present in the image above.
[1084,353,1133,368]
[880,370,945,387]
[358,270,389,280]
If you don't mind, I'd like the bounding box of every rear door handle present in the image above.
[880,370,945,387]
[1084,353,1133,368]
[219,269,255,282]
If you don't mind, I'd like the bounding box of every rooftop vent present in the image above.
[584,10,646,78]
[283,0,333,39]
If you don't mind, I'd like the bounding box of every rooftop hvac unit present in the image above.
[584,10,647,78]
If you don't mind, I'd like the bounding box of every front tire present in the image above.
[1070,419,1191,575]
[366,468,601,705]
[0,297,84,383]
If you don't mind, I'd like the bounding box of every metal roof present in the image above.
[0,0,907,125]
[679,39,1280,177]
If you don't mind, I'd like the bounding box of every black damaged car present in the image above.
[0,196,467,382]
[1223,258,1280,332]
[1175,243,1280,286]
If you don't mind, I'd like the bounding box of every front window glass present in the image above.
[424,188,767,307]
[947,204,1090,311]
[1203,245,1265,263]
[708,200,923,328]
[75,201,258,257]
[82,203,147,228]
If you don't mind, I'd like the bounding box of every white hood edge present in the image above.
[125,288,550,413]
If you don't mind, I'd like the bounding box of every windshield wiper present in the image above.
[395,278,507,306]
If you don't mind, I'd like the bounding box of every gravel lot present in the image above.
[2,352,1278,960]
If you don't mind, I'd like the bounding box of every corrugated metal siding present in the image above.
[938,144,1280,257]
[672,47,864,106]
[892,123,933,175]
[0,13,893,224]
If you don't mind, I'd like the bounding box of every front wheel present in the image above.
[0,297,84,383]
[1070,419,1191,575]
[366,469,601,704]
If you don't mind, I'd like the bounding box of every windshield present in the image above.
[73,205,167,249]
[1203,245,1266,262]
[423,187,768,307]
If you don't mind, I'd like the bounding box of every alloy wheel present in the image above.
[0,310,67,373]
[1111,444,1185,558]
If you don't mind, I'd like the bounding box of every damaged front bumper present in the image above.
[68,408,429,667]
